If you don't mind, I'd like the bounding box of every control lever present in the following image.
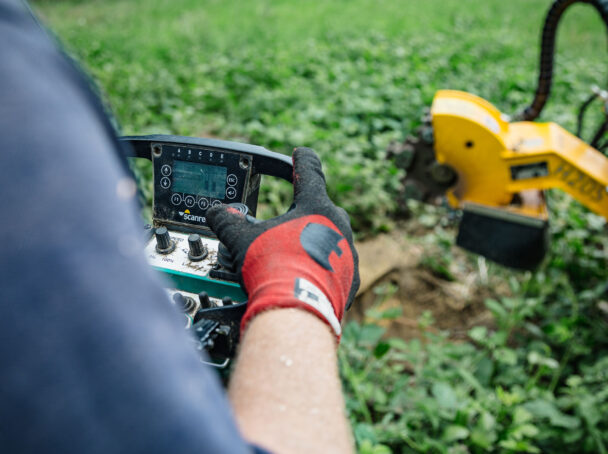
[209,203,249,282]
[173,292,197,313]
[198,291,216,309]
[217,243,237,272]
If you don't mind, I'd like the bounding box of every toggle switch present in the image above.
[198,291,215,309]
[173,292,196,312]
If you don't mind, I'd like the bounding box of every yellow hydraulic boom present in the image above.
[389,0,608,269]
[432,90,608,221]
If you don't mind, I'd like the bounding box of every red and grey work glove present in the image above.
[206,148,359,339]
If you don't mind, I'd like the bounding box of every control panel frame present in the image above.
[123,135,293,235]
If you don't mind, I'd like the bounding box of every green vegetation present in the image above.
[34,0,606,229]
[33,0,608,452]
[342,197,608,453]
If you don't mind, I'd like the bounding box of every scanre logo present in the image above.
[178,210,206,223]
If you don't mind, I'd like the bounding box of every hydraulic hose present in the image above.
[518,0,608,121]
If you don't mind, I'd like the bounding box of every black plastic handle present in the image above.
[121,134,293,182]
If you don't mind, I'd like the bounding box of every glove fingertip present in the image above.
[206,204,242,231]
[204,204,224,227]
[292,147,327,202]
[293,147,321,168]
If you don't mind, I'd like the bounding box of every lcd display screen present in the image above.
[172,160,227,199]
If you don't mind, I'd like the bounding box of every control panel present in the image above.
[123,135,292,366]
[153,143,254,232]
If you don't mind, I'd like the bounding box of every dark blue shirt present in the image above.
[0,1,264,452]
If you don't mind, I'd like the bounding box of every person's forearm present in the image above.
[228,308,354,454]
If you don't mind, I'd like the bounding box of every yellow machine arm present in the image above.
[432,90,608,220]
[388,0,608,269]
[388,89,608,269]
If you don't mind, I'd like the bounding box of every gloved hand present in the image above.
[206,148,359,339]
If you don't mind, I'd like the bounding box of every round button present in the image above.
[227,174,238,186]
[212,200,222,207]
[161,165,172,176]
[228,203,249,215]
[171,193,182,205]
[184,195,195,207]
[160,177,171,189]
[226,187,237,200]
[198,198,209,210]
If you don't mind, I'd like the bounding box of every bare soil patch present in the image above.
[348,228,509,340]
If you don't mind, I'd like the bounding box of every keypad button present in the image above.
[226,187,237,199]
[227,174,238,186]
[171,193,182,205]
[184,195,195,207]
[161,165,172,176]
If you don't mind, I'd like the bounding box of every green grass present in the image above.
[34,0,605,54]
[32,0,608,452]
[34,0,606,228]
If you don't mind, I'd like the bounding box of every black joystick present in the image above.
[198,291,215,309]
[216,203,250,271]
[208,203,253,282]
[173,292,196,312]
[155,226,175,254]
[188,234,208,261]
[217,243,237,272]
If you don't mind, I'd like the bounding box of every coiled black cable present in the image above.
[517,0,608,121]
